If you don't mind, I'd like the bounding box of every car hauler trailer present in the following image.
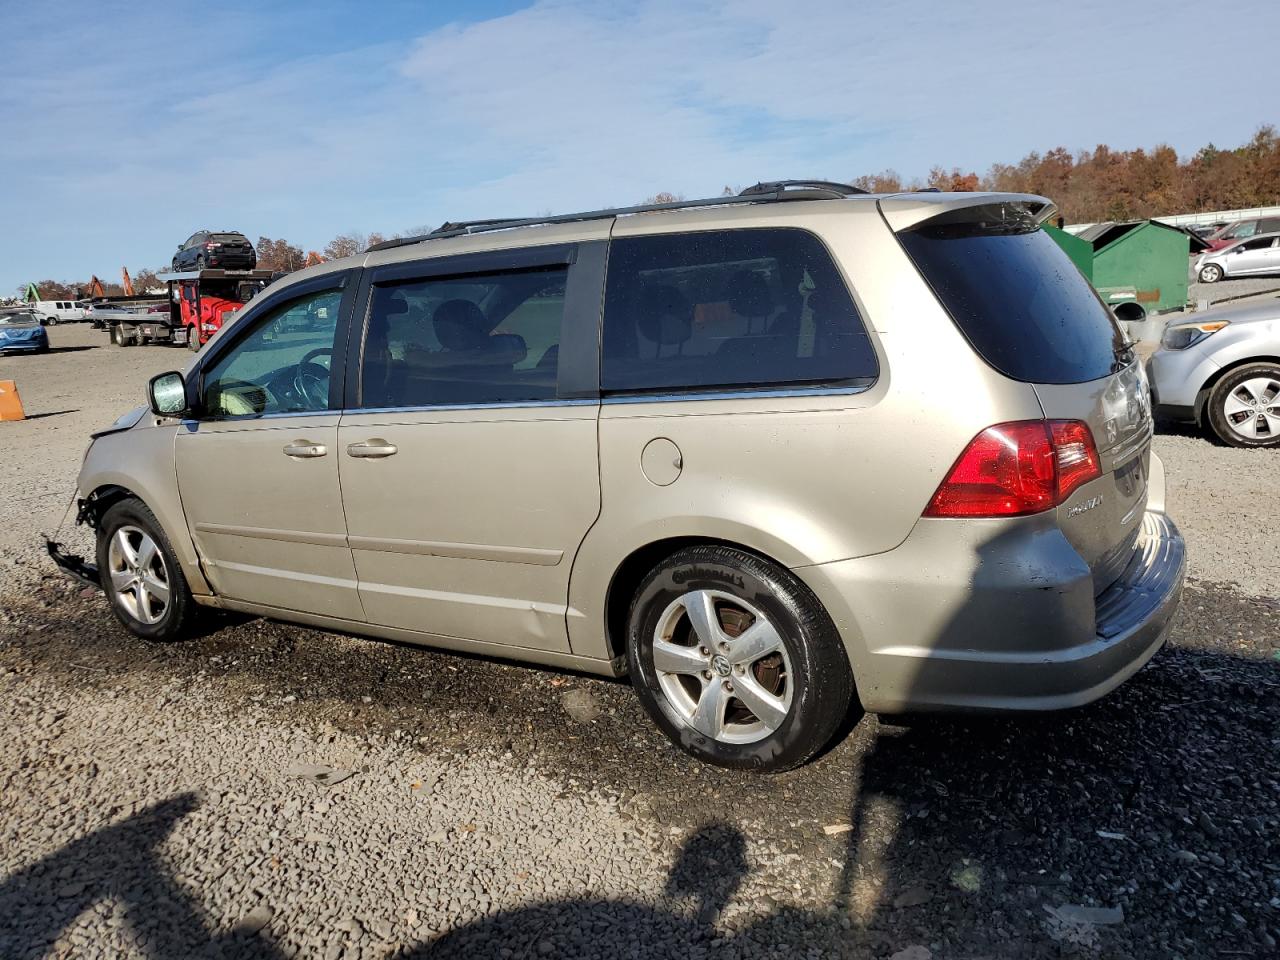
[109,269,274,348]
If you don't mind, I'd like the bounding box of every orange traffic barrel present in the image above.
[0,380,26,421]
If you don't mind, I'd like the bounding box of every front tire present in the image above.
[626,545,854,772]
[1207,362,1280,448]
[1198,263,1223,283]
[96,499,199,642]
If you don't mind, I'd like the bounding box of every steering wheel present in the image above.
[294,347,333,409]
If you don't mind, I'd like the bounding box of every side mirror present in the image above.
[148,371,189,417]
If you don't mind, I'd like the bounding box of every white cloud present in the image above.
[0,0,1275,290]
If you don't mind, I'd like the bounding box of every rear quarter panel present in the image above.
[567,203,1044,660]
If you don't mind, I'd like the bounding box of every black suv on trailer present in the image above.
[172,231,257,271]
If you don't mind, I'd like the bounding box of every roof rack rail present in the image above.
[366,179,868,253]
[738,180,868,198]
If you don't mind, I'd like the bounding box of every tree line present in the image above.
[852,125,1280,223]
[17,126,1279,301]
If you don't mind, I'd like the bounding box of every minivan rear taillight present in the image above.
[924,420,1101,518]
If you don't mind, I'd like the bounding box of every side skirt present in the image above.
[193,594,627,678]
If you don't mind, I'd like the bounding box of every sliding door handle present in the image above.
[346,439,398,459]
[283,440,327,459]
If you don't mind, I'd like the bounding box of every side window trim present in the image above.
[342,244,602,410]
[189,269,359,418]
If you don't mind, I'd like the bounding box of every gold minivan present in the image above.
[58,183,1185,771]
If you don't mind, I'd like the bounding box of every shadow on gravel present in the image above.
[0,794,284,960]
[2,583,1277,957]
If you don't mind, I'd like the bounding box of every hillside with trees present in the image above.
[853,125,1280,223]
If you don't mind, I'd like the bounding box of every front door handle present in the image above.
[283,440,327,459]
[346,438,398,459]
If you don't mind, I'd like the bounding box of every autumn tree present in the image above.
[256,237,306,272]
[850,170,904,193]
[322,232,367,260]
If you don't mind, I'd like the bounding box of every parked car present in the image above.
[1204,217,1280,251]
[61,186,1184,772]
[171,230,257,271]
[1148,299,1280,447]
[1194,232,1280,283]
[30,300,85,325]
[0,311,50,353]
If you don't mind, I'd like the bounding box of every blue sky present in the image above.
[1,0,1276,294]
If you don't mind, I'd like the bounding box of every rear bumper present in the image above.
[795,507,1185,714]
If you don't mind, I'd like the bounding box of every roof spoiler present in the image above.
[878,193,1057,233]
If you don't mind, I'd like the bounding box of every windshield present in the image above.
[0,313,39,326]
[898,204,1127,385]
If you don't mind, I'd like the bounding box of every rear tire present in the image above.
[96,498,200,642]
[626,545,854,772]
[1198,263,1223,283]
[1207,362,1280,448]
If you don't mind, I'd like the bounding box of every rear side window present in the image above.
[897,205,1126,385]
[361,266,567,408]
[601,228,876,394]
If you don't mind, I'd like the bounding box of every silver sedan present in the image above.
[1194,232,1280,283]
[1148,298,1280,447]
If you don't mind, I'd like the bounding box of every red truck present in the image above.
[167,269,274,349]
[104,269,276,348]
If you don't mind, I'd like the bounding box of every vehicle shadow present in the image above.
[43,346,97,354]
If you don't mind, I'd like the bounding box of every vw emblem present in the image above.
[710,654,731,677]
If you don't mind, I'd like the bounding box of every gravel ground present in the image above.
[0,324,181,591]
[1,579,1276,958]
[2,323,1279,959]
[1187,275,1280,309]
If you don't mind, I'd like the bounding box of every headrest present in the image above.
[434,299,490,351]
[636,283,692,346]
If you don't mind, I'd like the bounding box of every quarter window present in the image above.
[360,266,567,408]
[601,228,876,394]
[200,288,342,417]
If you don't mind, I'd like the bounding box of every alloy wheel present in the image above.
[106,525,171,625]
[651,589,793,744]
[1222,376,1280,441]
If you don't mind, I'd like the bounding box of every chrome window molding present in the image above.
[350,398,598,416]
[601,383,875,405]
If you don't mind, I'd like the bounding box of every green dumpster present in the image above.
[1050,220,1191,323]
[1044,224,1093,280]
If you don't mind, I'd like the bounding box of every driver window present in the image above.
[201,288,342,418]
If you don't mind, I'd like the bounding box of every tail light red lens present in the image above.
[924,420,1101,518]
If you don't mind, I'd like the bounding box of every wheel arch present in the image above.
[1194,354,1280,424]
[601,535,805,663]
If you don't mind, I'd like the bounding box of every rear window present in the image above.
[897,205,1126,384]
[212,233,247,242]
[601,228,877,394]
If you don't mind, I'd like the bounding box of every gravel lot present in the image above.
[1,323,1278,959]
